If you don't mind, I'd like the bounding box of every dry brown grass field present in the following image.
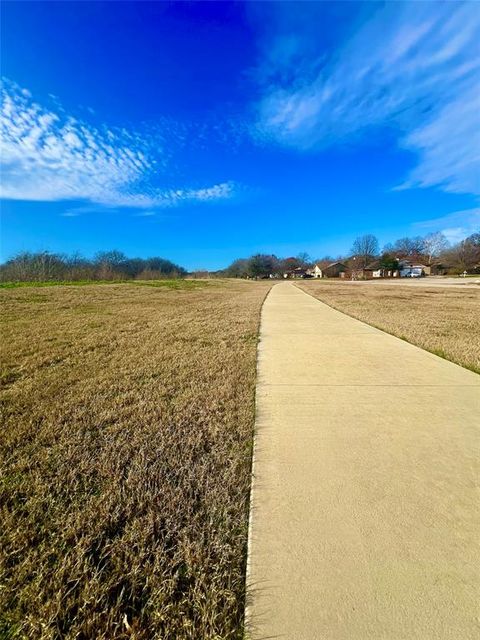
[0,279,272,640]
[297,280,480,374]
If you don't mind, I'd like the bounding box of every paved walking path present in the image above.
[246,283,479,640]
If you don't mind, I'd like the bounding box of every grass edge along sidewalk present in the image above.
[0,279,272,640]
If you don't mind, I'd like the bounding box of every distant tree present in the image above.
[350,234,379,268]
[465,232,480,269]
[65,253,95,280]
[224,258,249,278]
[378,252,399,271]
[382,242,395,254]
[465,232,480,247]
[94,250,127,268]
[144,257,186,276]
[0,251,67,281]
[422,232,449,265]
[247,254,277,279]
[94,250,128,279]
[0,252,36,281]
[279,256,302,273]
[391,236,425,257]
[122,258,146,278]
[442,233,480,273]
[313,255,334,266]
[296,252,312,268]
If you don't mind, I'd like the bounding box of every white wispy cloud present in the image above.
[255,2,480,196]
[60,205,99,217]
[60,211,81,217]
[412,207,479,244]
[0,80,237,208]
[133,210,157,218]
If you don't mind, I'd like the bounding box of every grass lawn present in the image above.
[297,281,480,374]
[0,279,272,639]
[0,279,209,290]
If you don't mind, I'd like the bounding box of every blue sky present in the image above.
[1,1,479,270]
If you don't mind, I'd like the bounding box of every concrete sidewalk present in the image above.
[246,283,479,640]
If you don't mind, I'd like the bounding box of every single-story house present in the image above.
[283,267,310,279]
[398,259,429,277]
[324,262,347,278]
[430,263,449,275]
[363,261,399,279]
[312,262,347,278]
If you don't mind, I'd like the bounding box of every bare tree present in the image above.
[350,234,379,268]
[0,251,187,282]
[423,232,449,265]
[465,232,480,248]
[296,252,312,268]
[392,236,425,257]
[443,235,480,273]
[94,250,127,279]
[0,251,66,281]
[382,242,394,254]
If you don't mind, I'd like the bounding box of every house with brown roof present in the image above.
[430,262,449,275]
[283,267,310,279]
[312,261,347,278]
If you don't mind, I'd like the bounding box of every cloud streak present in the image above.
[0,80,236,208]
[412,207,479,244]
[255,2,480,196]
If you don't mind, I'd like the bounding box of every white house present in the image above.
[398,259,429,277]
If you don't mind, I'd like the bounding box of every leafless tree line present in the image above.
[0,250,187,282]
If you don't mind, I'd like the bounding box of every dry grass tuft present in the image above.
[297,281,480,374]
[0,279,271,639]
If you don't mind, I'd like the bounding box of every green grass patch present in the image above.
[0,279,210,290]
[0,280,128,288]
